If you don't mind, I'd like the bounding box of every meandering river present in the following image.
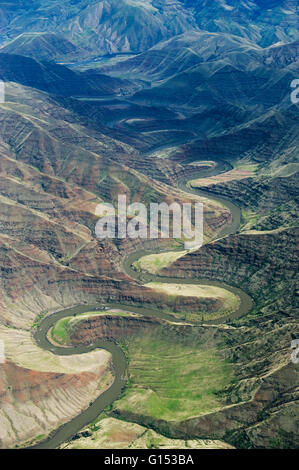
[31,161,252,449]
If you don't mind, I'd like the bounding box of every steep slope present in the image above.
[61,417,234,449]
[168,106,299,169]
[1,0,298,59]
[161,227,298,312]
[0,53,140,97]
[0,339,113,449]
[103,30,263,81]
[181,0,299,47]
[0,82,232,327]
[262,40,299,71]
[0,0,197,56]
[151,226,298,448]
[191,171,299,231]
[0,77,236,448]
[100,28,297,156]
[0,32,82,62]
[131,62,296,110]
[0,1,297,450]
[56,283,299,449]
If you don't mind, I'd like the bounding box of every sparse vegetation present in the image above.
[62,417,233,449]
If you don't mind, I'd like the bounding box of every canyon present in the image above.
[0,0,298,450]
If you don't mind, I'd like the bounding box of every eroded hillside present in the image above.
[0,0,298,450]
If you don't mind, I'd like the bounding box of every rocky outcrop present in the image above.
[0,33,83,63]
[69,314,162,345]
[191,172,299,231]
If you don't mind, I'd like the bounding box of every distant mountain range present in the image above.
[0,1,297,177]
[0,0,298,60]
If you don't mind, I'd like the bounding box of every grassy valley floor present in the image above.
[113,329,234,422]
